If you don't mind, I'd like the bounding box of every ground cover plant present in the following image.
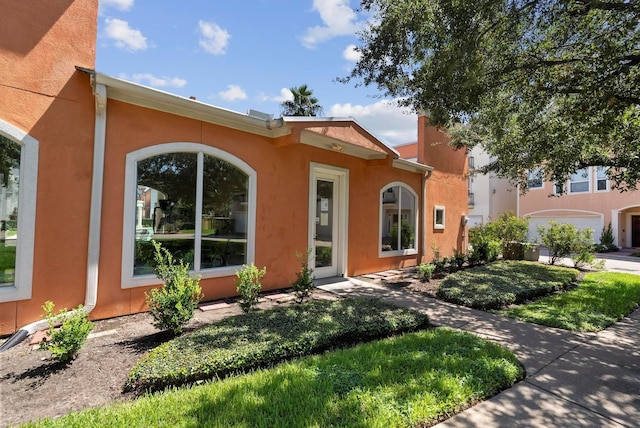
[500,272,640,332]
[24,328,523,428]
[437,261,578,310]
[126,297,429,393]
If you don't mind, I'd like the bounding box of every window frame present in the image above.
[0,121,38,303]
[379,182,418,258]
[434,206,446,229]
[595,166,609,192]
[121,143,256,289]
[527,168,544,190]
[569,167,591,194]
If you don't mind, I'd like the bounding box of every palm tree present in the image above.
[280,84,324,117]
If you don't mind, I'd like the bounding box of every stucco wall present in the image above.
[0,0,98,334]
[417,117,469,260]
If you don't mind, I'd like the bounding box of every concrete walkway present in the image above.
[317,275,640,427]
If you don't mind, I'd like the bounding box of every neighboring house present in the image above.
[0,0,467,335]
[466,147,517,226]
[519,167,640,247]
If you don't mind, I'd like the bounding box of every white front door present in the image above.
[309,165,348,278]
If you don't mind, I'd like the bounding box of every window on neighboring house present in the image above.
[434,206,445,229]
[380,183,417,256]
[569,168,590,193]
[123,144,256,288]
[0,126,37,303]
[527,169,543,189]
[596,166,609,191]
[554,181,565,194]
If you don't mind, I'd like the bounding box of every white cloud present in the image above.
[328,100,417,146]
[274,88,294,103]
[104,18,147,51]
[256,88,294,103]
[100,0,134,12]
[301,0,363,48]
[219,84,247,101]
[198,20,230,55]
[119,73,186,88]
[342,44,361,62]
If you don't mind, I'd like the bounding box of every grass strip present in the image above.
[24,328,523,428]
[126,297,429,392]
[500,272,640,331]
[437,261,578,310]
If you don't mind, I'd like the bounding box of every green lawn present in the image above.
[437,261,578,310]
[500,272,640,331]
[22,329,523,428]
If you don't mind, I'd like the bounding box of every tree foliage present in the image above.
[280,84,324,116]
[345,0,640,191]
[0,135,20,187]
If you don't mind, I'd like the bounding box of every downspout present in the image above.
[421,170,433,262]
[0,82,106,352]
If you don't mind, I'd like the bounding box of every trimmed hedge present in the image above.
[126,297,429,393]
[437,261,579,310]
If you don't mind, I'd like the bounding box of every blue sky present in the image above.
[96,0,417,146]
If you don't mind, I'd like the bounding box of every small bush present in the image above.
[417,263,435,281]
[39,301,94,362]
[489,212,529,243]
[145,240,203,335]
[126,297,429,393]
[596,223,618,252]
[292,249,315,303]
[235,263,266,312]
[570,227,595,268]
[451,248,467,270]
[538,221,595,266]
[437,261,578,310]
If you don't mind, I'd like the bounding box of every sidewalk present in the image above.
[317,276,640,427]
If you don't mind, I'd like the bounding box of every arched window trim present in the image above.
[121,142,257,289]
[379,181,419,258]
[0,120,38,303]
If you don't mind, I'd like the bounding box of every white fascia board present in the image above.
[86,70,291,139]
[392,158,433,174]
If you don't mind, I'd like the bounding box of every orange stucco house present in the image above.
[0,0,468,336]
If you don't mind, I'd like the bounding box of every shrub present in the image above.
[145,240,203,334]
[570,227,595,268]
[437,261,578,310]
[417,263,435,281]
[126,297,429,393]
[235,263,266,312]
[451,248,467,270]
[39,301,94,362]
[468,223,502,263]
[537,221,596,267]
[596,222,618,252]
[489,212,529,243]
[292,249,315,303]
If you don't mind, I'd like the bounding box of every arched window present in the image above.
[380,183,418,257]
[0,122,38,303]
[122,143,256,288]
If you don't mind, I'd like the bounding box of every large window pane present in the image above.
[201,155,248,268]
[135,153,197,275]
[570,168,590,193]
[381,184,417,253]
[0,136,20,287]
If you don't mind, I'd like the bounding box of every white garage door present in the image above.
[527,216,603,243]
